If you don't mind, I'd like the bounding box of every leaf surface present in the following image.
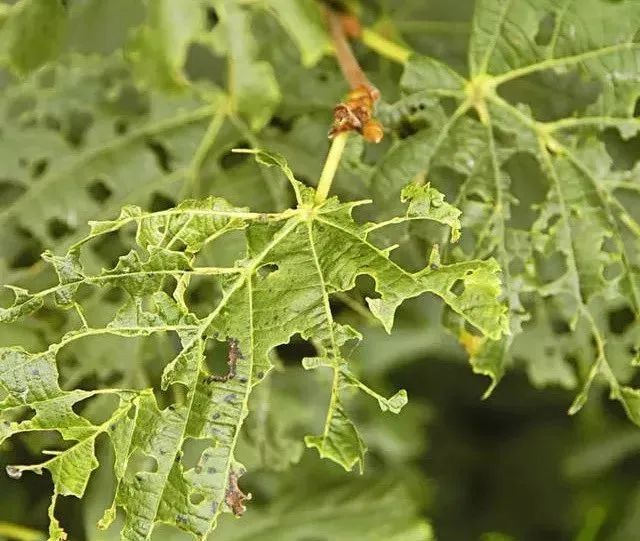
[1,152,506,538]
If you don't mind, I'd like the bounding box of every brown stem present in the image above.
[325,7,376,96]
[323,4,384,145]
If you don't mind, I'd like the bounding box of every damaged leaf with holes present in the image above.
[0,150,506,539]
[376,0,640,419]
[0,56,225,277]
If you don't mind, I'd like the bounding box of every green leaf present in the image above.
[401,183,462,242]
[126,0,205,90]
[210,0,281,131]
[0,0,67,74]
[380,0,640,413]
[264,0,330,67]
[0,57,223,268]
[0,152,505,537]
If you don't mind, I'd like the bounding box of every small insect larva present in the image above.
[205,338,243,384]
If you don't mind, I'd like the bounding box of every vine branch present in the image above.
[316,3,385,203]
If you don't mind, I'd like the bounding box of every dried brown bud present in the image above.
[362,119,384,144]
[329,85,383,143]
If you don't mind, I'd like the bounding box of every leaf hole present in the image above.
[10,246,42,269]
[492,125,515,147]
[31,158,49,179]
[604,261,623,281]
[9,226,43,269]
[90,231,130,269]
[67,110,94,147]
[466,192,485,204]
[112,82,149,117]
[102,287,126,304]
[551,319,571,335]
[203,337,228,375]
[190,493,205,505]
[102,370,127,390]
[150,192,176,212]
[396,119,429,140]
[601,127,640,171]
[183,438,212,471]
[205,6,219,30]
[440,97,458,116]
[125,450,159,479]
[463,321,483,338]
[257,263,279,278]
[185,43,224,83]
[608,305,635,335]
[87,178,113,204]
[354,274,380,300]
[47,217,76,240]
[503,152,549,229]
[543,214,561,233]
[464,107,481,123]
[0,180,26,208]
[114,119,129,135]
[146,139,173,173]
[534,250,567,284]
[7,405,36,424]
[269,116,294,133]
[71,393,120,424]
[601,236,617,253]
[535,12,556,46]
[328,294,351,319]
[220,142,251,169]
[449,279,466,297]
[276,333,318,367]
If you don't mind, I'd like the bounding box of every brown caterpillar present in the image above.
[205,338,243,384]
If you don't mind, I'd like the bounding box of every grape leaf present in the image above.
[0,57,220,268]
[378,0,640,419]
[0,150,506,539]
[264,0,331,67]
[209,0,281,131]
[0,0,67,74]
[126,0,205,90]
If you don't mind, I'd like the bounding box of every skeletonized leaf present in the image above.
[1,151,506,538]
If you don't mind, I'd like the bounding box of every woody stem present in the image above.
[325,7,371,91]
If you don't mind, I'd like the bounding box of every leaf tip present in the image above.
[6,464,23,480]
